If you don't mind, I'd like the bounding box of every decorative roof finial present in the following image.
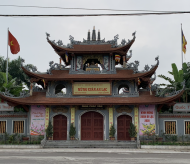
[87,29,90,41]
[98,29,100,41]
[92,26,96,41]
[46,32,50,39]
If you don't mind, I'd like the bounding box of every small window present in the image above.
[118,85,129,94]
[185,121,190,134]
[0,121,6,133]
[13,121,24,133]
[165,121,176,134]
[55,84,66,94]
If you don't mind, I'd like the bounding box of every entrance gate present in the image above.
[53,114,67,140]
[117,115,132,140]
[81,111,103,140]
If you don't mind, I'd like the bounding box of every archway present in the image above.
[55,84,66,94]
[117,115,132,140]
[118,84,129,94]
[53,114,67,140]
[81,111,103,140]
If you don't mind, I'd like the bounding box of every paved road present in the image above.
[0,151,190,164]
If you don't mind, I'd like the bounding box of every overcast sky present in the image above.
[0,0,190,85]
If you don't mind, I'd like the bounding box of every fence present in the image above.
[140,134,190,145]
[0,133,44,145]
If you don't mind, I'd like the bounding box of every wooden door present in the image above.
[53,115,67,140]
[81,111,103,140]
[117,115,132,140]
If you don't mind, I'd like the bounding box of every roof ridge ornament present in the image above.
[46,32,50,39]
[132,31,136,39]
[47,61,65,74]
[124,56,159,74]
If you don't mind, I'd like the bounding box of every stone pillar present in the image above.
[71,107,75,126]
[109,107,113,130]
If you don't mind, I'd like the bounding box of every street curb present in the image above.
[0,145,42,149]
[141,145,190,150]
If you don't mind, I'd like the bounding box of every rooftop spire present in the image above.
[92,26,96,41]
[98,29,100,41]
[87,29,90,41]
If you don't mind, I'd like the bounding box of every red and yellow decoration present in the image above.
[138,77,141,85]
[8,31,20,54]
[115,54,121,62]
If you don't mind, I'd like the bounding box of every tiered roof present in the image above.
[0,28,185,110]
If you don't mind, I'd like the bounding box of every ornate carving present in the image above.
[126,50,132,59]
[126,60,139,73]
[121,39,126,46]
[124,56,159,74]
[46,32,50,38]
[24,65,37,72]
[0,89,30,98]
[155,80,185,97]
[47,61,65,74]
[132,31,136,39]
[116,106,132,113]
[82,54,103,64]
[56,40,63,46]
[107,34,119,48]
[52,106,68,113]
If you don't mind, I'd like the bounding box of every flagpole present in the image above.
[6,28,9,83]
[181,23,183,68]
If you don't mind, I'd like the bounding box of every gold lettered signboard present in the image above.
[72,82,112,95]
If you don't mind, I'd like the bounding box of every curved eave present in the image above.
[21,64,158,81]
[47,38,135,55]
[0,89,184,106]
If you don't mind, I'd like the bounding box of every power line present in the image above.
[0,12,190,17]
[0,5,186,13]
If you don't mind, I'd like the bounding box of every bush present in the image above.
[128,122,137,138]
[109,124,116,137]
[46,121,53,138]
[69,123,76,137]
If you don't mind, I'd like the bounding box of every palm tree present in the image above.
[158,63,190,101]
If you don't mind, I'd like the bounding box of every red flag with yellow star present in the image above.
[8,31,20,54]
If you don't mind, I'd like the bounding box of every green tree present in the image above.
[46,121,53,138]
[0,56,33,89]
[109,124,116,137]
[0,72,23,96]
[158,63,190,101]
[69,123,76,137]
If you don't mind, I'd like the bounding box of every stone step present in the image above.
[43,140,137,148]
